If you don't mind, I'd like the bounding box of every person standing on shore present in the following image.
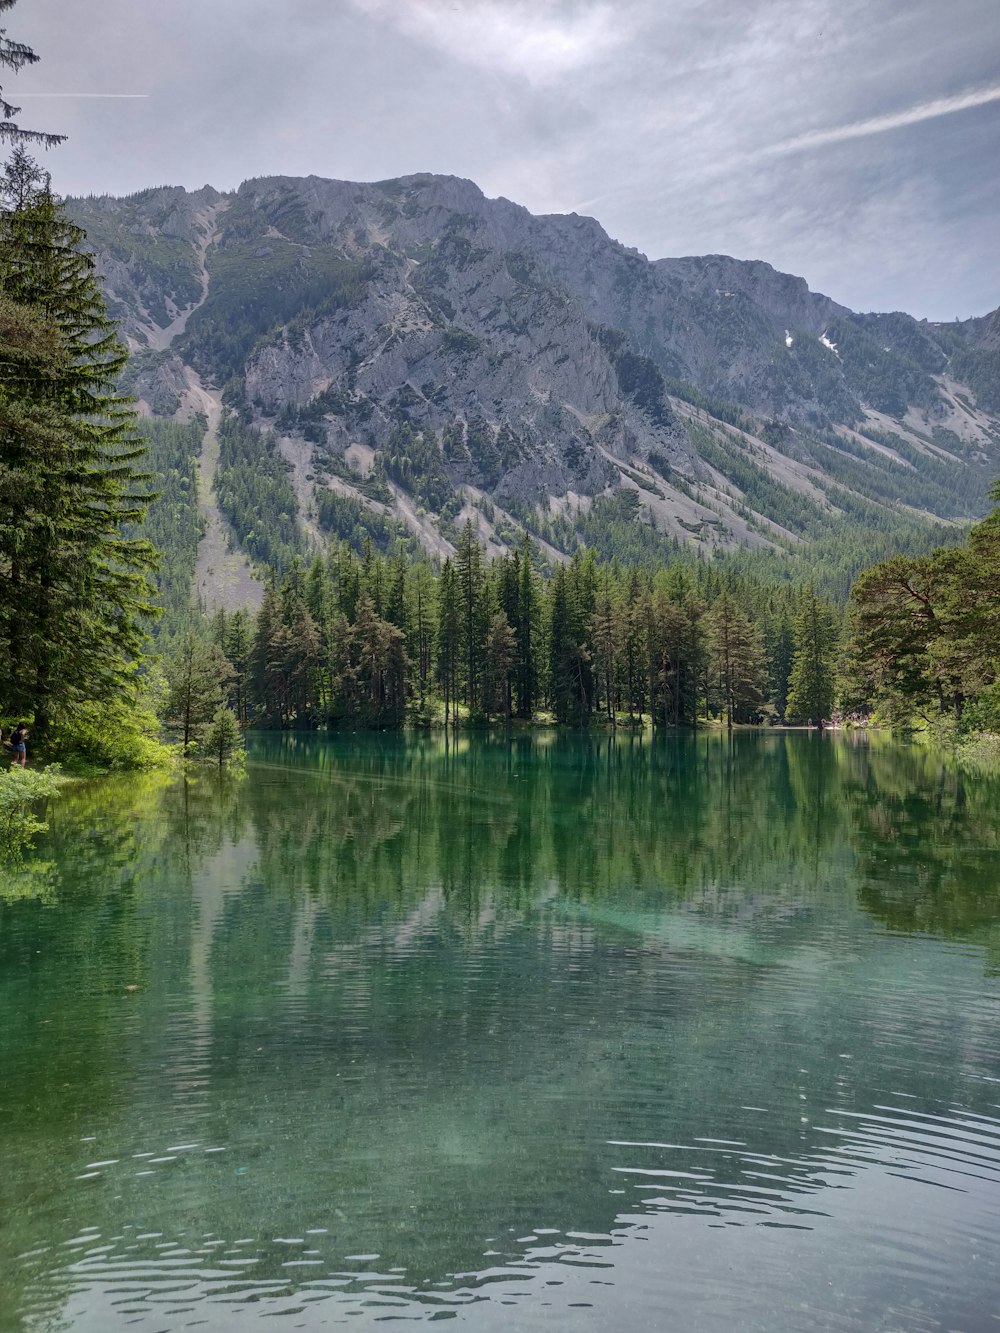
[10,723,28,766]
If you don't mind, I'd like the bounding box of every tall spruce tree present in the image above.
[0,149,157,737]
[482,609,516,723]
[706,593,766,729]
[0,1,64,149]
[164,630,231,754]
[455,518,486,710]
[515,532,539,718]
[591,577,619,723]
[436,558,461,726]
[786,587,839,727]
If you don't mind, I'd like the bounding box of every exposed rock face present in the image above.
[121,350,189,417]
[67,173,1000,564]
[75,185,221,345]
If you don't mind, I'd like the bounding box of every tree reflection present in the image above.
[4,734,1000,1329]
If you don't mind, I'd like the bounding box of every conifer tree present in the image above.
[0,150,158,736]
[251,583,290,727]
[385,554,408,632]
[621,569,647,721]
[204,705,243,768]
[483,610,516,723]
[591,579,619,723]
[436,558,461,726]
[765,606,795,719]
[786,587,839,727]
[0,2,64,149]
[647,589,694,729]
[408,560,436,711]
[0,292,63,697]
[706,593,766,729]
[548,565,591,723]
[164,631,231,754]
[223,609,253,725]
[515,533,539,718]
[351,592,408,726]
[455,518,486,709]
[286,602,322,724]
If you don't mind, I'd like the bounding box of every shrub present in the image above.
[0,765,68,857]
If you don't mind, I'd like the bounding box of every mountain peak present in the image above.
[67,173,1000,578]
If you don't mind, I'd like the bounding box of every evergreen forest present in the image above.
[179,525,842,740]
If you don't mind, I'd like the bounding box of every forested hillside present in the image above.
[62,173,999,627]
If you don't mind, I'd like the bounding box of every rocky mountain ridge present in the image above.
[67,173,1000,588]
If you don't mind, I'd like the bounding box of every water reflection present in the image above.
[2,732,1000,1330]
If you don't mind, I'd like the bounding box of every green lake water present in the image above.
[2,731,1000,1331]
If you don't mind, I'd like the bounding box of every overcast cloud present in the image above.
[11,0,1000,319]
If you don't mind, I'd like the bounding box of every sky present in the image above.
[9,0,1000,321]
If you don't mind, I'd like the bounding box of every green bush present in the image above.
[0,765,68,856]
[202,706,246,770]
[44,690,176,772]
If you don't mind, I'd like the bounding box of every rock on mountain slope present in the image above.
[68,173,1000,581]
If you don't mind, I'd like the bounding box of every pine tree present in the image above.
[0,150,158,737]
[204,705,244,768]
[351,592,407,726]
[0,2,64,149]
[621,569,647,721]
[483,610,516,723]
[164,631,231,754]
[286,602,322,724]
[647,589,693,730]
[515,533,539,719]
[408,560,436,712]
[591,578,619,723]
[765,605,795,720]
[251,582,291,727]
[436,558,461,726]
[455,518,486,709]
[547,565,590,723]
[0,292,63,697]
[223,609,252,725]
[706,593,766,729]
[786,588,839,727]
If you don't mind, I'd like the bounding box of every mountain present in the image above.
[66,173,1000,603]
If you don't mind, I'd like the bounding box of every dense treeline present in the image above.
[842,483,1000,735]
[167,519,841,738]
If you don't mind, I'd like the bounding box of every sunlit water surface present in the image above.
[2,732,1000,1331]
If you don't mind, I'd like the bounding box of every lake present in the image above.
[2,731,999,1331]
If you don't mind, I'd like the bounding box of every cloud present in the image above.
[762,83,1000,157]
[347,0,629,82]
[15,0,1000,317]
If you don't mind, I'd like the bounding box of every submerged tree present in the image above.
[164,631,231,754]
[204,705,244,768]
